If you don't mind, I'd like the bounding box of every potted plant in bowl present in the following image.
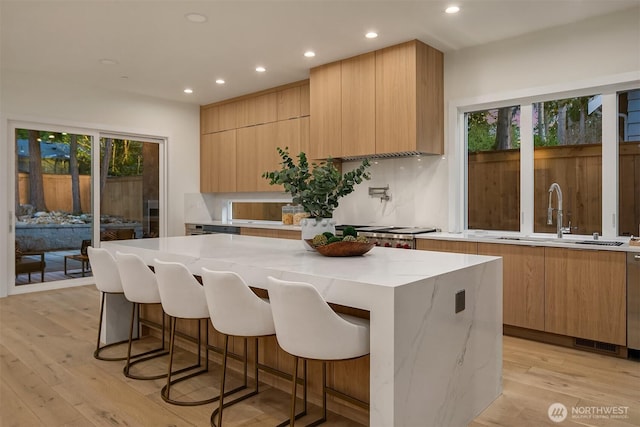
[262,147,371,249]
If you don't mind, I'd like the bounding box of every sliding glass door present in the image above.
[13,126,162,288]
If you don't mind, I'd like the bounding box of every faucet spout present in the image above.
[547,183,563,238]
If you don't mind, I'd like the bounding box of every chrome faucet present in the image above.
[547,183,563,238]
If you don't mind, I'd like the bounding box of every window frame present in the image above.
[450,73,639,239]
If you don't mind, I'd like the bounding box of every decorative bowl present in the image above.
[305,240,375,257]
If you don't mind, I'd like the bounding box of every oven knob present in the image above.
[396,243,402,248]
[403,244,411,249]
[384,242,392,247]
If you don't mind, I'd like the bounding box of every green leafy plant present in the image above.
[262,147,371,218]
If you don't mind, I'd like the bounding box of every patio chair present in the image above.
[64,239,91,277]
[15,241,46,283]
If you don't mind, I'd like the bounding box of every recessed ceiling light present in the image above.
[184,88,193,94]
[49,134,55,139]
[185,13,207,23]
[99,58,118,65]
[445,5,460,14]
[215,79,225,84]
[304,51,316,58]
[255,66,266,73]
[365,32,378,39]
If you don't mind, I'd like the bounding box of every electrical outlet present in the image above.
[455,290,465,313]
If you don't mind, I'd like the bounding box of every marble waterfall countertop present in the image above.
[102,234,503,427]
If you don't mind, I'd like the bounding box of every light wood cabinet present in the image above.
[277,86,301,120]
[545,248,626,345]
[310,61,342,159]
[236,118,306,192]
[309,40,443,159]
[240,227,301,240]
[478,243,545,331]
[415,239,477,254]
[201,102,237,134]
[300,83,310,116]
[237,92,277,128]
[341,52,376,158]
[236,123,277,192]
[375,40,443,155]
[200,130,236,192]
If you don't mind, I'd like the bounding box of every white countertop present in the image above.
[185,221,640,252]
[415,231,640,253]
[106,234,497,288]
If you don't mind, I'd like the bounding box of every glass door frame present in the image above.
[5,120,166,296]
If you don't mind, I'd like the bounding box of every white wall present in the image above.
[1,70,200,296]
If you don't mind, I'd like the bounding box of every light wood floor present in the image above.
[1,286,638,427]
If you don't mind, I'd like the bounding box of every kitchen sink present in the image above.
[574,240,624,246]
[495,236,551,242]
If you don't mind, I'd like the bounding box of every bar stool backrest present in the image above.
[267,276,370,360]
[201,269,275,337]
[153,259,208,319]
[115,252,161,304]
[87,247,124,294]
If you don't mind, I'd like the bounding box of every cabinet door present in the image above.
[277,86,301,120]
[237,93,277,128]
[478,243,545,331]
[237,123,278,192]
[240,227,301,240]
[201,103,237,134]
[375,41,416,154]
[256,120,300,192]
[310,62,342,159]
[200,130,236,192]
[415,239,477,254]
[545,248,626,345]
[341,53,375,158]
[200,133,217,192]
[300,83,310,117]
[217,130,237,192]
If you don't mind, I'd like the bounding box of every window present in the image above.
[230,201,289,222]
[533,95,602,235]
[466,106,521,231]
[462,87,639,237]
[619,89,640,236]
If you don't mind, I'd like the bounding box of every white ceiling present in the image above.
[2,0,639,106]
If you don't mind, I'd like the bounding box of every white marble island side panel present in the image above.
[102,234,502,427]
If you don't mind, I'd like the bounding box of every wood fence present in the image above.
[18,173,143,222]
[469,143,639,235]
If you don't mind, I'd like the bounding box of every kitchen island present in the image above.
[102,234,503,427]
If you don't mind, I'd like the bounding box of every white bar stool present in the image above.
[153,259,219,406]
[87,247,136,361]
[267,276,370,426]
[202,269,308,427]
[115,251,170,380]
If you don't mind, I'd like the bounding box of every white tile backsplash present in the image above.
[335,155,449,228]
[192,155,449,229]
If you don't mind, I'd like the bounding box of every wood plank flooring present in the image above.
[1,285,639,427]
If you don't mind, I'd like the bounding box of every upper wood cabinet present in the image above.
[235,118,306,192]
[200,130,236,192]
[545,248,626,346]
[309,40,443,159]
[310,61,342,159]
[375,40,443,155]
[277,86,301,120]
[201,103,237,134]
[300,83,310,117]
[341,52,376,158]
[237,92,277,128]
